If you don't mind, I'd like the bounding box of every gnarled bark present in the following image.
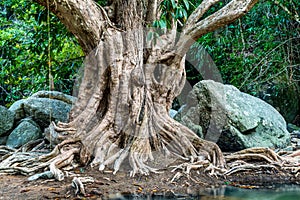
[60,28,226,176]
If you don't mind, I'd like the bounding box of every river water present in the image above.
[202,185,300,200]
[117,184,300,200]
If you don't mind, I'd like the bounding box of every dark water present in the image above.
[113,185,300,200]
[205,185,300,200]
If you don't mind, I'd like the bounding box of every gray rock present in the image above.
[31,90,76,104]
[23,97,72,128]
[176,80,290,151]
[169,109,178,118]
[8,91,75,128]
[28,171,53,181]
[6,118,42,148]
[9,99,27,121]
[0,105,15,136]
[0,136,8,145]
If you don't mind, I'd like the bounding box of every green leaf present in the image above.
[183,0,189,10]
[170,0,176,9]
[158,20,167,29]
[182,8,188,19]
[152,20,159,27]
[146,31,153,41]
[175,8,183,18]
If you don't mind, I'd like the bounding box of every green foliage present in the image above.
[188,0,300,96]
[0,0,83,106]
[153,0,193,29]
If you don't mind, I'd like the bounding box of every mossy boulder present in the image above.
[6,118,42,148]
[176,80,290,151]
[0,106,14,136]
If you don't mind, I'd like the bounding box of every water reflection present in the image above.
[111,185,300,200]
[199,184,300,200]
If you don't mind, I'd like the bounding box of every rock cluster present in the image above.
[0,91,75,148]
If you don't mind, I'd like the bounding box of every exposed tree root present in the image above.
[223,147,300,177]
[0,137,81,179]
[280,150,300,176]
[0,146,16,159]
[72,176,95,195]
[226,147,283,163]
[224,164,279,176]
[0,114,227,181]
[2,119,300,191]
[286,149,300,158]
[2,124,300,185]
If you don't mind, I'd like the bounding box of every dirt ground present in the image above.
[1,165,300,200]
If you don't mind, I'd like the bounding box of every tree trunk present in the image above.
[65,23,225,176]
[29,0,259,177]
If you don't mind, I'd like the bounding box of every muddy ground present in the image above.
[1,165,300,200]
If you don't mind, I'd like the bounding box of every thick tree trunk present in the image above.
[24,0,258,178]
[61,26,225,175]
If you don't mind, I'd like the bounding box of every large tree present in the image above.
[27,0,259,179]
[1,0,268,182]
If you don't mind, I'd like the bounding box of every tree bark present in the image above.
[63,28,226,175]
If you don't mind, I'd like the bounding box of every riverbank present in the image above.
[1,165,300,199]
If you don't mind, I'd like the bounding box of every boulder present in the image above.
[6,118,42,148]
[287,123,300,133]
[8,99,27,121]
[0,105,15,136]
[23,97,72,128]
[9,91,75,129]
[176,80,290,151]
[0,136,8,145]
